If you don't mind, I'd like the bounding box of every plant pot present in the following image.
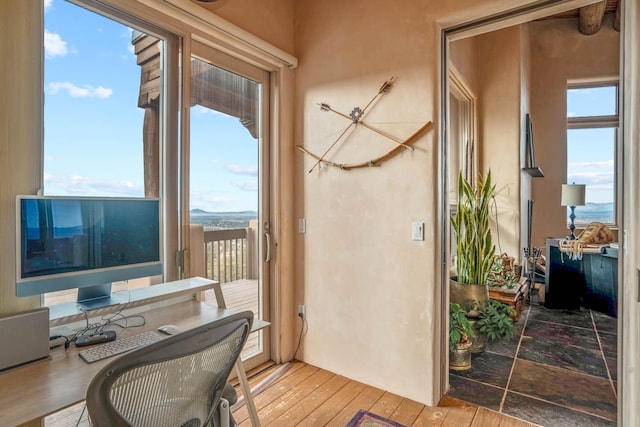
[469,319,487,353]
[450,278,489,318]
[488,276,528,322]
[449,340,472,371]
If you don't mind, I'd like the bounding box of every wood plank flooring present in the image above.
[45,361,539,427]
[41,282,538,426]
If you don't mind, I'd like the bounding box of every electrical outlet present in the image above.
[297,304,306,318]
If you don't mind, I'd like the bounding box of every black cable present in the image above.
[73,310,146,344]
[75,403,86,427]
[97,311,146,333]
[73,310,104,342]
[49,335,71,350]
[293,313,307,360]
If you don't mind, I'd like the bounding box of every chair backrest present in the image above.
[86,311,253,427]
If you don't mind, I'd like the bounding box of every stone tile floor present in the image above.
[446,292,617,426]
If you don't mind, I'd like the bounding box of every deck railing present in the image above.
[202,221,258,283]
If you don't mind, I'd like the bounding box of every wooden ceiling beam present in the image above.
[579,0,607,35]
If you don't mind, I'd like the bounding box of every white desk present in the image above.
[48,276,219,326]
[0,283,266,426]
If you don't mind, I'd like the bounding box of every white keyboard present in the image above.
[79,330,166,363]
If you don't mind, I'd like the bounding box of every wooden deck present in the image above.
[45,361,538,427]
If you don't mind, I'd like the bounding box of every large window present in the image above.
[566,82,618,225]
[43,0,166,304]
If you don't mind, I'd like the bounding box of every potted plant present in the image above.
[487,253,526,321]
[450,170,497,322]
[487,253,520,290]
[476,300,517,341]
[449,302,476,371]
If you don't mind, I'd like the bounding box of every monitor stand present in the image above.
[77,283,127,311]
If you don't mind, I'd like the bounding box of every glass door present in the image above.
[186,44,271,368]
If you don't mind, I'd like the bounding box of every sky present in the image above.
[43,0,258,213]
[566,86,616,205]
[44,0,614,211]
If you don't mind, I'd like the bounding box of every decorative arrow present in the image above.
[319,103,413,151]
[306,77,396,173]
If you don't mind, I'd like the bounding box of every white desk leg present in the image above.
[235,360,261,427]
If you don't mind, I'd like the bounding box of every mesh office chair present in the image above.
[86,311,253,427]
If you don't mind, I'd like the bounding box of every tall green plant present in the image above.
[451,171,496,285]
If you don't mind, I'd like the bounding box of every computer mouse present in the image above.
[157,324,181,335]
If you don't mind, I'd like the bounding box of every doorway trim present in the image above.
[438,1,634,424]
[448,65,477,191]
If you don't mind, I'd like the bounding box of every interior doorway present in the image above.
[440,1,622,425]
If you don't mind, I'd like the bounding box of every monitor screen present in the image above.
[16,196,162,298]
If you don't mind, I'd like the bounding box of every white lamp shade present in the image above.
[561,184,586,206]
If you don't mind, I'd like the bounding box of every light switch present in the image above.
[298,218,306,234]
[412,222,424,241]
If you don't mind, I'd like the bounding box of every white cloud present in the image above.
[44,0,53,12]
[204,195,233,204]
[232,180,257,192]
[568,171,614,187]
[44,173,143,197]
[44,30,68,58]
[191,105,229,117]
[48,82,113,98]
[227,164,258,176]
[569,160,614,169]
[189,192,233,212]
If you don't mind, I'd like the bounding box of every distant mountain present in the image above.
[190,209,257,216]
[190,208,209,214]
[189,210,258,231]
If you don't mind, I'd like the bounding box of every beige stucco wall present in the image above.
[294,0,440,404]
[0,0,43,316]
[292,0,547,406]
[529,15,620,248]
[477,26,524,262]
[190,0,294,54]
[449,37,479,95]
[520,24,532,255]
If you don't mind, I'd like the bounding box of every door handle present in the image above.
[263,220,271,264]
[264,231,271,262]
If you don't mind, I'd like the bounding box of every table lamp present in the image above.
[561,183,586,240]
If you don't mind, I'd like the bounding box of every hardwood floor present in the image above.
[45,360,539,427]
[41,281,538,426]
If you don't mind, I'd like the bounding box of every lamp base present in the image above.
[566,205,577,241]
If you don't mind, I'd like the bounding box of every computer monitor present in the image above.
[16,196,163,309]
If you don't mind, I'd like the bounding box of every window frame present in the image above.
[566,80,619,227]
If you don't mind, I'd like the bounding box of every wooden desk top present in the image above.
[0,300,237,426]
